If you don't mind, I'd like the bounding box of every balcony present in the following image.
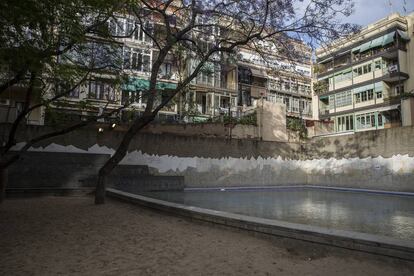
[316,43,406,79]
[382,65,409,83]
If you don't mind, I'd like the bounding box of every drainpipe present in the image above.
[397,34,403,126]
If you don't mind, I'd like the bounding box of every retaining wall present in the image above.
[3,124,414,192]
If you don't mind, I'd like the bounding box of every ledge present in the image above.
[107,188,414,261]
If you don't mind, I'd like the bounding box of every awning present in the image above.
[250,68,267,79]
[359,41,372,53]
[352,30,403,54]
[336,68,352,75]
[370,36,384,48]
[397,30,410,41]
[352,46,361,53]
[382,32,395,46]
[355,104,399,115]
[318,56,333,64]
[122,77,177,92]
[353,83,374,93]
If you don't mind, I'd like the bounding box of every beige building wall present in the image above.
[404,13,414,94]
[257,101,288,142]
[402,97,414,127]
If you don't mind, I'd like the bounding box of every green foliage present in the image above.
[286,116,307,139]
[313,81,328,95]
[0,0,125,97]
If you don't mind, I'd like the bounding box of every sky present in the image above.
[345,0,414,26]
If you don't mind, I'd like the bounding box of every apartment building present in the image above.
[314,12,414,134]
[0,6,313,126]
[45,13,180,124]
[242,46,313,120]
[188,42,313,122]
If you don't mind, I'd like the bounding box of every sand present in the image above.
[0,196,413,275]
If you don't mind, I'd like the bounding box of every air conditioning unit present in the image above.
[388,64,398,73]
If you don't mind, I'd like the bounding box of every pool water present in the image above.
[138,188,414,240]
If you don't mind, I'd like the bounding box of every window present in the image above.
[361,91,367,102]
[122,90,140,104]
[353,62,375,77]
[376,91,382,99]
[59,82,81,99]
[335,115,354,132]
[123,47,151,73]
[197,64,214,86]
[238,85,251,106]
[368,89,374,100]
[68,86,80,98]
[292,98,299,113]
[335,90,352,107]
[355,112,379,130]
[363,64,372,74]
[395,84,404,95]
[88,80,115,102]
[126,19,134,36]
[165,63,172,76]
[283,97,290,111]
[378,114,383,127]
[128,20,153,43]
[284,81,290,91]
[238,68,252,84]
[355,88,376,103]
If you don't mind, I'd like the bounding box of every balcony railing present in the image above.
[316,43,405,78]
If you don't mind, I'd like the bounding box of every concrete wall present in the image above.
[7,152,109,189]
[7,151,184,192]
[3,124,414,192]
[402,97,414,127]
[257,101,288,142]
[141,123,260,140]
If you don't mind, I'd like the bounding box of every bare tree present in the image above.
[94,0,358,204]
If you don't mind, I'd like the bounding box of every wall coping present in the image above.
[107,188,414,261]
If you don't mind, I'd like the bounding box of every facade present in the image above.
[45,10,313,124]
[314,12,414,134]
[0,8,313,127]
[235,43,312,120]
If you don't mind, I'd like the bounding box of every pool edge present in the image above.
[107,188,414,261]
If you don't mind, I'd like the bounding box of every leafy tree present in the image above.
[0,0,130,202]
[94,0,358,203]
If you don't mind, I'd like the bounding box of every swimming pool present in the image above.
[138,187,414,240]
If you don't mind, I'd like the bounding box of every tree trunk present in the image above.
[0,166,8,204]
[95,171,107,204]
[94,115,155,204]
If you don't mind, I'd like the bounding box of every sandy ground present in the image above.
[0,196,413,276]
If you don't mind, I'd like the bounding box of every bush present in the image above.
[286,116,307,139]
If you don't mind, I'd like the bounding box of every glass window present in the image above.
[376,91,382,99]
[350,115,354,130]
[368,89,374,100]
[378,114,383,126]
[361,91,367,101]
